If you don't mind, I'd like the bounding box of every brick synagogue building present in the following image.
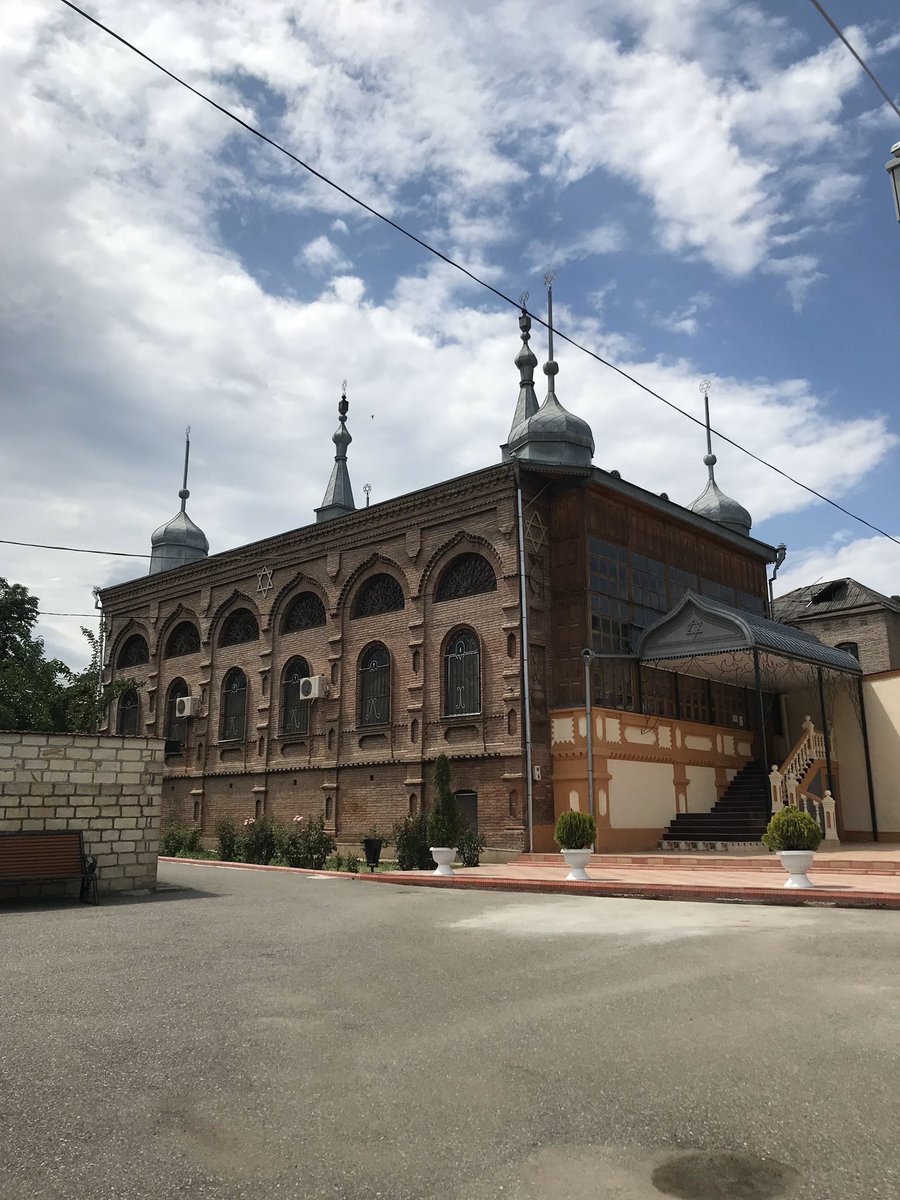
[100,299,867,854]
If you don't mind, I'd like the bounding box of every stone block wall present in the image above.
[0,731,165,899]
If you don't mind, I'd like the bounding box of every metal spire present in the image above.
[316,381,357,523]
[688,378,753,536]
[179,425,191,513]
[501,291,539,459]
[699,379,717,483]
[543,271,559,398]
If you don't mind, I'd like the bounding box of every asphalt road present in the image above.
[1,863,898,1200]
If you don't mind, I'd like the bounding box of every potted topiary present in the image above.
[427,754,461,876]
[555,810,596,881]
[762,807,823,888]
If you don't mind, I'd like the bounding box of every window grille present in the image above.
[281,656,311,736]
[359,644,390,726]
[282,593,326,633]
[220,668,248,740]
[352,574,405,619]
[165,622,200,658]
[219,608,259,646]
[166,678,190,745]
[117,634,149,669]
[117,688,140,735]
[435,554,497,602]
[444,630,481,716]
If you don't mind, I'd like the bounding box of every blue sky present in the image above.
[2,0,899,667]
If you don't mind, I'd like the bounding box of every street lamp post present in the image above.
[887,141,900,223]
[581,650,596,846]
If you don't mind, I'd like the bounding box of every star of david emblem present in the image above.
[686,619,703,640]
[256,566,274,598]
[526,510,546,553]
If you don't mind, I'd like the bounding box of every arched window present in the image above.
[220,668,248,741]
[165,678,190,746]
[117,633,149,669]
[444,629,481,716]
[359,644,390,726]
[435,553,497,602]
[165,621,201,658]
[116,687,140,735]
[219,608,259,647]
[282,592,326,633]
[281,656,311,736]
[351,573,405,619]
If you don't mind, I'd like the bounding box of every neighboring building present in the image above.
[773,579,900,676]
[99,294,865,851]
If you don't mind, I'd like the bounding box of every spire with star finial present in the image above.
[501,291,540,460]
[688,379,752,536]
[149,427,210,574]
[316,381,357,523]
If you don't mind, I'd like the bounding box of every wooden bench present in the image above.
[0,831,99,905]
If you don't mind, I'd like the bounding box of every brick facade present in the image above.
[0,731,164,898]
[782,609,900,676]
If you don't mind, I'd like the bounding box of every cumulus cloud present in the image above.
[775,535,900,600]
[298,234,351,272]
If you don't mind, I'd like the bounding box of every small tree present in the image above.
[427,754,461,848]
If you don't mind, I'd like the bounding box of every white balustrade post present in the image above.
[769,765,784,813]
[821,789,840,845]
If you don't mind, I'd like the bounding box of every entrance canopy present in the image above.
[636,592,861,692]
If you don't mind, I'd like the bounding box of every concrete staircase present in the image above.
[660,761,769,850]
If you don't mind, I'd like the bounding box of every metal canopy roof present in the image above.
[637,592,861,683]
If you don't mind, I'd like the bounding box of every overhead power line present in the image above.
[39,610,101,618]
[1,536,149,558]
[56,0,900,550]
[808,0,900,122]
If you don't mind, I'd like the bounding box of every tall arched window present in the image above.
[351,573,405,619]
[444,629,481,716]
[165,622,201,658]
[219,608,259,647]
[117,687,140,735]
[282,592,326,633]
[281,656,311,736]
[220,668,248,741]
[359,644,390,727]
[117,633,149,669]
[165,678,190,746]
[435,553,497,602]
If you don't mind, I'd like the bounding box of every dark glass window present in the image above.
[669,567,698,604]
[117,687,140,735]
[435,554,497,602]
[165,678,190,745]
[281,656,311,736]
[699,577,735,607]
[640,667,677,718]
[444,630,481,716]
[219,608,259,646]
[165,622,200,658]
[835,641,860,662]
[359,644,390,726]
[591,595,632,654]
[352,574,405,619]
[117,634,149,669]
[220,668,248,741]
[588,540,629,599]
[592,660,635,712]
[631,553,667,613]
[282,593,326,633]
[679,675,710,724]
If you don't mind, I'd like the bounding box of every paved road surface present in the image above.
[2,862,898,1199]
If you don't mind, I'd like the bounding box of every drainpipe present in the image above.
[816,667,836,799]
[857,675,879,841]
[582,650,596,849]
[92,586,106,733]
[752,649,771,816]
[768,544,787,619]
[514,464,534,853]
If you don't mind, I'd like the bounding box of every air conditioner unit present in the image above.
[299,675,329,701]
[175,695,200,719]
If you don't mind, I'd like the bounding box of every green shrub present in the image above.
[457,827,486,867]
[392,812,434,870]
[240,816,278,865]
[554,810,596,850]
[762,807,823,852]
[325,852,345,872]
[276,815,336,869]
[427,754,461,848]
[345,852,360,874]
[215,816,239,862]
[159,821,202,857]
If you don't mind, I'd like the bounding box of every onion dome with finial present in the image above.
[149,429,209,575]
[688,380,752,536]
[315,381,356,523]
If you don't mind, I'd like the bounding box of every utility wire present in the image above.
[808,0,900,122]
[1,536,149,558]
[38,610,100,618]
[56,0,900,550]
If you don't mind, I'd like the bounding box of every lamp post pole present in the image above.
[887,141,900,222]
[582,650,596,846]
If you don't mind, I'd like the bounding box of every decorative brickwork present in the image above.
[0,731,164,899]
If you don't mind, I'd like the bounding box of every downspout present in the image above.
[768,544,787,619]
[752,649,771,816]
[514,463,534,853]
[857,675,879,841]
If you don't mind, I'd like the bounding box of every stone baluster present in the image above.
[821,789,839,845]
[769,765,784,813]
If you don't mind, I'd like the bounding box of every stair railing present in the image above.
[768,716,838,843]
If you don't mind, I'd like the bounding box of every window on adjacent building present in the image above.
[443,629,481,716]
[220,668,248,741]
[165,678,190,746]
[435,553,497,602]
[359,644,390,726]
[835,641,860,662]
[117,634,149,669]
[165,622,201,658]
[282,593,326,633]
[117,687,140,735]
[351,574,405,619]
[219,608,259,647]
[281,656,311,736]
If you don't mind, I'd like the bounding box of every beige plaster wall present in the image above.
[608,760,675,829]
[0,731,164,899]
[685,764,719,814]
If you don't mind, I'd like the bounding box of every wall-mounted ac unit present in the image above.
[299,675,329,701]
[175,695,200,719]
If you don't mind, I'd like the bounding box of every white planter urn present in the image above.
[561,848,592,882]
[779,850,815,889]
[430,847,456,877]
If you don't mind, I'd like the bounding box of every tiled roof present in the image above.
[773,578,900,622]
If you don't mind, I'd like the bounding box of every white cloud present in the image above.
[330,218,349,235]
[652,293,712,337]
[528,224,626,272]
[298,234,351,272]
[775,535,900,600]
